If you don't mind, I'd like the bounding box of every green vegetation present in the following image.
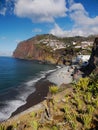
[51,126,59,130]
[0,125,5,130]
[81,114,92,129]
[15,33,95,65]
[31,121,39,130]
[49,85,59,95]
[64,75,98,130]
[1,74,98,130]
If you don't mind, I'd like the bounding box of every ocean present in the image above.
[0,56,56,122]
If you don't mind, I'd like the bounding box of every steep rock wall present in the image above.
[13,36,62,64]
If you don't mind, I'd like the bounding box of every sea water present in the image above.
[0,56,56,122]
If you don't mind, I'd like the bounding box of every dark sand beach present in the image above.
[11,79,53,117]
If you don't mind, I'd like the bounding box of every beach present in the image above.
[1,65,74,123]
[47,66,73,86]
[11,80,53,117]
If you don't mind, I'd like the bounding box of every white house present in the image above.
[76,55,90,63]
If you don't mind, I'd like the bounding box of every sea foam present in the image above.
[0,67,57,122]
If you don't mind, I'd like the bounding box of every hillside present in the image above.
[13,34,95,65]
[1,77,98,130]
[13,34,65,64]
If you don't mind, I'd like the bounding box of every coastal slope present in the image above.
[13,34,66,64]
[13,34,96,65]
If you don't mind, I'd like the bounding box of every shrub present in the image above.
[87,105,95,114]
[49,85,59,95]
[31,121,39,130]
[84,92,92,104]
[65,112,77,130]
[52,126,59,130]
[93,96,98,108]
[74,77,89,91]
[0,125,5,130]
[81,114,92,129]
[30,112,36,118]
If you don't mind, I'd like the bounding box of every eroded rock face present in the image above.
[13,38,42,59]
[81,37,98,75]
[13,35,63,64]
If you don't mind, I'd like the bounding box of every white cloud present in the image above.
[50,23,85,37]
[5,0,14,14]
[32,28,42,33]
[69,3,98,27]
[14,0,67,22]
[50,1,98,37]
[67,0,74,6]
[69,2,98,35]
[50,23,67,37]
[0,8,7,16]
[0,0,14,15]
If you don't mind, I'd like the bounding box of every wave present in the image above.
[0,67,57,122]
[0,100,26,122]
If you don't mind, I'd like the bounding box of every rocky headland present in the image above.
[13,34,66,64]
[13,34,95,65]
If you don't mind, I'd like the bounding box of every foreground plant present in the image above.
[88,73,98,95]
[51,125,59,130]
[81,114,92,129]
[65,112,78,130]
[73,93,85,112]
[84,92,92,104]
[74,77,89,91]
[31,121,39,130]
[87,105,95,114]
[0,125,5,130]
[94,97,98,108]
[49,85,59,95]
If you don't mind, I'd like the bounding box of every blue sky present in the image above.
[0,0,98,56]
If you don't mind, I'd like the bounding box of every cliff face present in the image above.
[13,35,64,64]
[13,34,97,66]
[13,38,36,59]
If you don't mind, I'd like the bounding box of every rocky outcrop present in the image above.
[80,37,98,75]
[13,34,96,66]
[13,35,65,64]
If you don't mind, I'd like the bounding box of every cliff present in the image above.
[13,34,96,65]
[13,34,66,64]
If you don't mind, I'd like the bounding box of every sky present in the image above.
[0,0,98,56]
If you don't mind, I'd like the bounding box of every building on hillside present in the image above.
[75,46,81,49]
[76,55,90,65]
[81,41,93,49]
[72,41,77,45]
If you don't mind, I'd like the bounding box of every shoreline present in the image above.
[10,65,74,118]
[0,64,58,122]
[1,65,74,123]
[10,65,59,118]
[11,79,54,118]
